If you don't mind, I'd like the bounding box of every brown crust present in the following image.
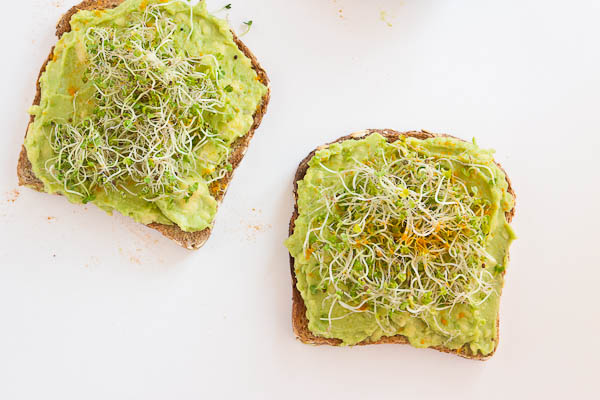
[17,0,270,250]
[289,129,516,360]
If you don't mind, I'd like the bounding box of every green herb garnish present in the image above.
[46,4,236,202]
[301,141,499,333]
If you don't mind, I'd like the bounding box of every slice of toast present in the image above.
[289,129,516,360]
[17,0,270,250]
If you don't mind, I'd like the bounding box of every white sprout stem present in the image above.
[300,141,499,335]
[46,3,233,203]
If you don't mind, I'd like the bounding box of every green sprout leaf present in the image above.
[46,4,234,204]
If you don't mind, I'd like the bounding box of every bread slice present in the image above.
[17,0,270,250]
[289,129,516,360]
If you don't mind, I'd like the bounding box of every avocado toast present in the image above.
[286,130,516,360]
[18,0,270,249]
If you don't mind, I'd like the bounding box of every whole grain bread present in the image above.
[17,0,270,250]
[289,129,516,360]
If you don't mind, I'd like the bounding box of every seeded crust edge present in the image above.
[288,129,516,361]
[16,0,271,250]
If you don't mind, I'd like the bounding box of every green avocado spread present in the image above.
[25,0,267,232]
[285,133,516,355]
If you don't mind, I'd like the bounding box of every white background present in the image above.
[1,0,598,399]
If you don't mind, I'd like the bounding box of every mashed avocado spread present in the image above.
[25,0,267,232]
[286,133,516,355]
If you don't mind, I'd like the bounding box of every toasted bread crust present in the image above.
[289,129,516,360]
[17,0,270,249]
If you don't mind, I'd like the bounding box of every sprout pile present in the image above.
[300,140,501,333]
[45,3,231,203]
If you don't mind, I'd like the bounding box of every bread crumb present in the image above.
[245,222,272,241]
[119,248,141,264]
[6,189,20,203]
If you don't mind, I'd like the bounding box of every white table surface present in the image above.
[1,0,598,399]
